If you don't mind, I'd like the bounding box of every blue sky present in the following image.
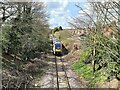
[44,0,119,29]
[8,0,119,29]
[45,1,88,29]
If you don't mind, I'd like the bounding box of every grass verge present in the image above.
[72,60,109,87]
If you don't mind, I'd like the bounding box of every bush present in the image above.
[52,27,59,34]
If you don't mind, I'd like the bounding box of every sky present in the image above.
[43,0,119,29]
[5,0,119,29]
[45,1,88,29]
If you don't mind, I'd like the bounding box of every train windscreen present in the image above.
[55,43,60,49]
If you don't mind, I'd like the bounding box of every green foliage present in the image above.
[72,23,120,86]
[58,26,63,30]
[78,20,120,78]
[52,27,59,34]
[71,2,120,87]
[72,61,93,80]
[52,26,63,34]
[2,2,50,62]
[54,30,72,42]
[2,26,11,53]
[80,50,90,62]
[72,60,109,87]
[54,32,60,40]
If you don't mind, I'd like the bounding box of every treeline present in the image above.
[71,1,120,82]
[1,1,50,88]
[1,1,50,61]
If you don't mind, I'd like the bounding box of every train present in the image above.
[52,37,62,55]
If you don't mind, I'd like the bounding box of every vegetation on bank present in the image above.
[1,2,50,88]
[71,2,120,87]
[72,50,109,87]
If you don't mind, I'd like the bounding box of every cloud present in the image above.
[59,0,68,10]
[35,0,88,3]
[47,0,71,28]
[78,2,94,18]
[49,12,71,29]
[49,18,56,25]
[45,0,69,19]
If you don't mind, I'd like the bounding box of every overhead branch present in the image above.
[75,4,97,27]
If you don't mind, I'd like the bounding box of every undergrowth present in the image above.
[72,50,109,87]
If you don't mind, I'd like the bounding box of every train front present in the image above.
[54,42,62,55]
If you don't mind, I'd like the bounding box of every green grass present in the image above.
[72,60,109,87]
[54,30,74,52]
[72,61,93,80]
[59,30,72,41]
[54,30,72,41]
[80,50,90,62]
[54,32,60,40]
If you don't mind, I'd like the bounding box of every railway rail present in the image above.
[55,55,71,90]
[50,36,71,89]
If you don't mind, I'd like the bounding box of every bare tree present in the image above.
[69,1,120,76]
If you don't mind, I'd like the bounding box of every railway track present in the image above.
[55,55,71,90]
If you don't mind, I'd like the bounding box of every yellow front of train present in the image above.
[55,42,62,55]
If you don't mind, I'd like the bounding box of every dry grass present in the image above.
[2,53,48,88]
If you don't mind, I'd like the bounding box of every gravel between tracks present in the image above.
[34,53,82,88]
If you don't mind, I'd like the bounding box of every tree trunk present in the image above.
[92,48,96,73]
